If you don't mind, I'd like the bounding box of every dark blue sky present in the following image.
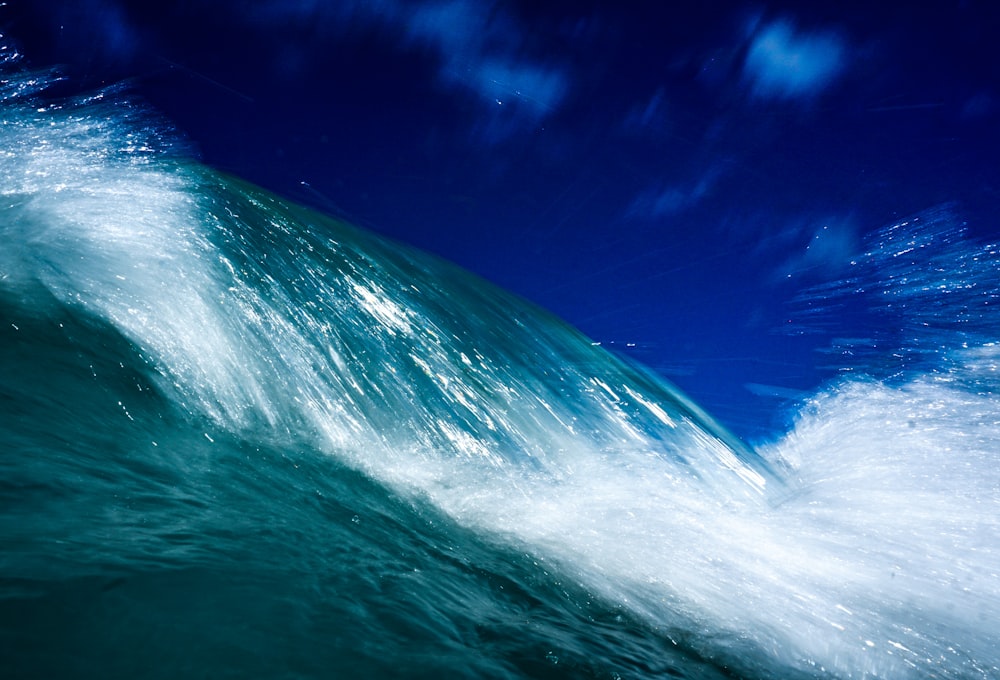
[5,0,998,439]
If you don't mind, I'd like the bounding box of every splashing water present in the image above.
[1,53,998,679]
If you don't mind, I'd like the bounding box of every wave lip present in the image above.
[1,61,999,679]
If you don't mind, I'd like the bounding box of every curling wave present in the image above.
[1,53,999,679]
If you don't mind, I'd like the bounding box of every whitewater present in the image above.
[1,52,998,679]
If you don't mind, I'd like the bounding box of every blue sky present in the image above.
[6,0,998,439]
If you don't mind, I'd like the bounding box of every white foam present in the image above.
[3,70,998,678]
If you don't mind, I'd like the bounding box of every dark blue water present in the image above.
[2,52,999,679]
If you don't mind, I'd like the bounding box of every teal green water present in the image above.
[0,173,754,680]
[0,70,766,678]
[2,57,999,679]
[0,302,712,678]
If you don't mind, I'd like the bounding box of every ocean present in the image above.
[1,52,998,679]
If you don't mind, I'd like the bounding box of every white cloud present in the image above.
[743,19,845,100]
[403,0,569,125]
[250,0,570,130]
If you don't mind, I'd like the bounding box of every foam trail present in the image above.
[2,57,999,679]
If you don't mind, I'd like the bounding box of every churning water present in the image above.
[1,53,998,679]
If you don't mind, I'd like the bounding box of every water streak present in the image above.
[2,58,998,679]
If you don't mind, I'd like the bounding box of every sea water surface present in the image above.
[1,53,999,679]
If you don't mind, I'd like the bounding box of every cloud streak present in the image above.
[249,0,570,136]
[626,166,723,220]
[743,19,845,100]
[405,1,568,115]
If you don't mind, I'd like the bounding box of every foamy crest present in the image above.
[2,62,997,678]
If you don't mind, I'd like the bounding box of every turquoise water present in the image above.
[2,56,999,679]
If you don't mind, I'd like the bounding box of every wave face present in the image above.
[2,60,999,679]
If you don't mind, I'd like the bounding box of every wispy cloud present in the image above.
[743,19,845,100]
[249,0,570,138]
[405,1,568,116]
[626,166,723,219]
[774,218,858,282]
[622,88,667,132]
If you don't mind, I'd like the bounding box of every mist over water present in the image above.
[1,55,999,679]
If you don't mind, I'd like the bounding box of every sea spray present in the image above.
[1,54,999,679]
